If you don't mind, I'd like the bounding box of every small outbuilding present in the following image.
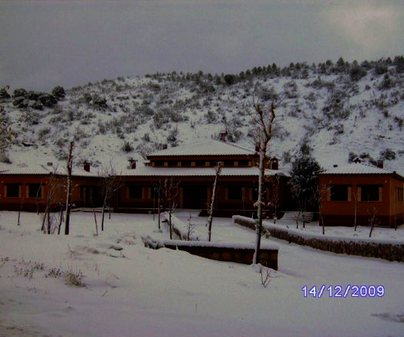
[319,163,404,228]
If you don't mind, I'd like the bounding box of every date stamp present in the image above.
[301,284,385,298]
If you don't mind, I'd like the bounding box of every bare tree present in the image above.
[368,206,379,238]
[99,164,122,232]
[162,178,180,239]
[318,182,329,235]
[269,174,280,224]
[259,265,272,288]
[207,161,223,241]
[93,209,99,236]
[64,141,74,235]
[251,101,276,265]
[154,181,165,231]
[187,212,195,241]
[41,169,64,234]
[353,188,359,231]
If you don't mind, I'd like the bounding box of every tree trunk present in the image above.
[58,206,64,235]
[157,193,161,230]
[64,141,73,235]
[169,207,173,240]
[101,194,107,231]
[254,141,265,265]
[93,209,99,236]
[207,163,221,241]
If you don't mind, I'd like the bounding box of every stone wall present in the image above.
[233,215,404,262]
[142,236,278,269]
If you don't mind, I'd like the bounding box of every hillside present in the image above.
[0,56,403,173]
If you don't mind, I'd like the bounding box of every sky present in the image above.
[0,0,403,91]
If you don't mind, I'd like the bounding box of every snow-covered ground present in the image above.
[1,211,403,337]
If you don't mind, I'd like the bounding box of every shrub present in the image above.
[13,88,27,98]
[350,64,367,81]
[259,87,279,102]
[167,127,178,146]
[52,86,66,99]
[122,141,134,153]
[31,101,44,111]
[39,94,58,107]
[378,74,395,90]
[153,110,169,129]
[223,74,236,85]
[38,127,51,141]
[205,110,218,123]
[0,87,11,99]
[64,270,85,287]
[380,148,396,161]
[374,62,388,75]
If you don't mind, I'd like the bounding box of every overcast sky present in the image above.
[0,0,403,91]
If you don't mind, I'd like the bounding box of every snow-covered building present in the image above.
[115,140,291,216]
[0,163,102,211]
[0,140,291,216]
[319,163,404,228]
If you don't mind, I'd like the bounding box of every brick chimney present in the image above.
[270,157,279,170]
[377,160,384,169]
[83,161,90,172]
[219,131,227,142]
[128,159,137,169]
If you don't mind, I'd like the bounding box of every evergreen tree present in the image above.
[288,154,322,213]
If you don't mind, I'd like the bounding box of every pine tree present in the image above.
[288,154,322,227]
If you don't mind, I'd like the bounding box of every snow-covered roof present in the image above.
[0,164,100,177]
[0,164,59,175]
[121,166,288,177]
[148,140,256,157]
[322,163,396,175]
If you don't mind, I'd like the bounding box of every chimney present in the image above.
[377,160,384,169]
[270,158,279,170]
[219,131,227,142]
[47,162,53,167]
[83,161,90,172]
[128,159,137,169]
[333,164,338,168]
[255,143,260,153]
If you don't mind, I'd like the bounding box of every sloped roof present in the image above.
[119,166,288,177]
[148,140,256,157]
[322,163,396,175]
[0,163,99,177]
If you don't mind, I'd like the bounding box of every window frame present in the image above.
[359,185,382,202]
[329,185,350,202]
[128,185,143,200]
[227,186,243,201]
[27,183,43,199]
[6,184,21,198]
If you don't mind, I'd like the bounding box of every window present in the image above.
[360,185,381,201]
[329,185,349,201]
[6,184,20,198]
[128,185,142,199]
[28,184,42,198]
[228,186,243,200]
[397,188,404,202]
[224,160,233,167]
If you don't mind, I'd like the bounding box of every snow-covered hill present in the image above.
[1,56,403,173]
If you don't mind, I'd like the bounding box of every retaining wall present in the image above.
[142,236,278,269]
[233,215,404,262]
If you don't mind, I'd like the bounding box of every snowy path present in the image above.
[0,211,403,337]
